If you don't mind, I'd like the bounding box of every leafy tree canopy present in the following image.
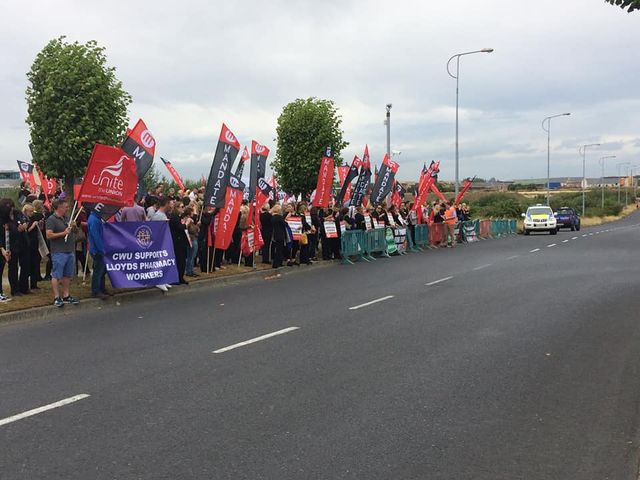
[26,36,131,187]
[604,0,639,12]
[272,98,348,196]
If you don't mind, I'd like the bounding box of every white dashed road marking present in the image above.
[472,264,492,271]
[572,237,578,240]
[530,248,540,253]
[547,244,556,248]
[348,296,395,310]
[213,327,300,354]
[426,276,454,286]
[0,394,90,428]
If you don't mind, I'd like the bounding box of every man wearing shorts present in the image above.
[45,199,80,307]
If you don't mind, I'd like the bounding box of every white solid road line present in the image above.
[213,327,300,354]
[0,394,90,428]
[530,248,540,253]
[426,276,454,286]
[473,264,492,271]
[348,295,395,311]
[547,244,556,247]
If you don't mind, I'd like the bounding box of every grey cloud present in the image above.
[1,0,640,184]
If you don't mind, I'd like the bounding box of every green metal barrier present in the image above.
[340,230,369,264]
[366,228,389,259]
[510,219,517,234]
[414,224,429,248]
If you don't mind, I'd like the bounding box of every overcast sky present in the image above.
[1,0,638,184]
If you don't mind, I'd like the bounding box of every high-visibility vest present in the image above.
[444,207,457,225]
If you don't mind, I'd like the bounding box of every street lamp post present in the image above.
[599,155,616,209]
[616,162,631,204]
[385,104,392,159]
[579,143,600,216]
[542,113,571,205]
[446,48,494,198]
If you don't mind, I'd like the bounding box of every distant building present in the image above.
[0,170,21,188]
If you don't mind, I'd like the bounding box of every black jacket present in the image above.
[169,214,189,251]
[260,211,273,237]
[271,214,287,242]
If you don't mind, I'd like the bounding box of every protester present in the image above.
[185,207,200,277]
[45,199,79,307]
[260,203,272,264]
[270,204,286,268]
[443,201,458,248]
[198,206,216,274]
[87,209,110,298]
[121,194,146,221]
[75,207,89,275]
[354,206,366,230]
[148,197,172,291]
[309,206,321,261]
[169,203,189,285]
[237,200,252,267]
[145,196,159,220]
[24,203,42,290]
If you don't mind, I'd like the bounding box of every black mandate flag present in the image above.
[204,123,241,209]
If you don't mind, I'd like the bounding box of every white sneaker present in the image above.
[166,284,172,289]
[155,284,168,292]
[0,294,11,302]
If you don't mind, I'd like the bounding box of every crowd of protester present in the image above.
[0,182,472,307]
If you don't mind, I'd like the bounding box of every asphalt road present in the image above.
[2,214,640,479]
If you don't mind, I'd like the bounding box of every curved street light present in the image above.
[446,48,494,198]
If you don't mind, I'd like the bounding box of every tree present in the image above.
[272,98,348,196]
[604,0,640,12]
[26,36,131,192]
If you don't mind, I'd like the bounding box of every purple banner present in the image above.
[104,221,178,288]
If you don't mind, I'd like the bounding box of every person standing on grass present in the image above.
[45,199,79,307]
[23,203,42,290]
[87,209,110,299]
[443,201,458,248]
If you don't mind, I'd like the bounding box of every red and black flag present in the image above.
[235,146,250,178]
[391,182,406,208]
[16,161,37,191]
[204,123,241,209]
[249,140,270,202]
[121,119,156,194]
[336,155,361,206]
[161,157,186,191]
[350,146,372,207]
[312,147,334,208]
[215,174,245,250]
[370,154,399,205]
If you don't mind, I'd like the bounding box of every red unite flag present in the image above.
[76,144,138,207]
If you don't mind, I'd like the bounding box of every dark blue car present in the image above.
[554,207,581,231]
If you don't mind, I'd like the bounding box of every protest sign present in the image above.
[103,221,178,288]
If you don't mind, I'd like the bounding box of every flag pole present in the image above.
[64,201,78,242]
[82,249,90,283]
[211,248,216,273]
